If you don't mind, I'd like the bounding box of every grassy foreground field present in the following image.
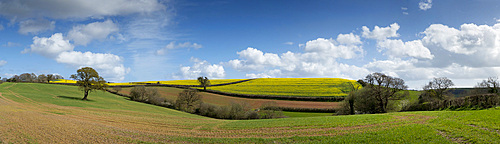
[0,83,498,143]
[119,87,340,109]
[206,78,360,97]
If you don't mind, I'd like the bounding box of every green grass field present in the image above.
[206,78,360,97]
[0,83,498,143]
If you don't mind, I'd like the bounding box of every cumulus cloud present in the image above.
[18,19,55,35]
[283,42,294,45]
[0,60,6,66]
[25,33,129,81]
[421,23,500,67]
[24,33,74,58]
[176,58,225,79]
[377,39,434,59]
[56,51,129,81]
[0,0,164,20]
[67,20,119,46]
[227,33,367,80]
[156,41,202,55]
[419,0,433,11]
[362,23,400,40]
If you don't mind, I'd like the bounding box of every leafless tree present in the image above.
[422,77,455,100]
[475,76,499,94]
[364,72,408,113]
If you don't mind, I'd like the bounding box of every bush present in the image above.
[130,86,149,102]
[175,89,202,113]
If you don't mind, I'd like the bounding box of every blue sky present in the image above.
[1,0,500,89]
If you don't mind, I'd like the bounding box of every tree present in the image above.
[47,74,54,83]
[340,81,361,115]
[422,77,454,100]
[364,72,408,113]
[175,89,202,113]
[70,67,107,100]
[475,76,500,94]
[197,76,210,90]
[37,74,47,83]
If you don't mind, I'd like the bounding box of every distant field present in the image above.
[143,79,249,85]
[206,78,360,97]
[120,87,340,109]
[0,83,499,143]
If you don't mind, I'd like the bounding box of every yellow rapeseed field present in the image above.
[207,78,360,97]
[144,79,249,85]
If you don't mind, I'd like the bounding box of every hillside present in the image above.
[205,78,360,97]
[119,86,340,109]
[0,83,499,143]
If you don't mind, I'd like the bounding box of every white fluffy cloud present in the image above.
[25,33,74,58]
[0,60,6,66]
[422,23,500,67]
[177,58,225,79]
[56,51,129,81]
[377,39,434,59]
[362,23,400,40]
[419,0,433,11]
[0,0,164,20]
[227,33,367,79]
[18,19,55,35]
[25,33,129,81]
[67,20,119,46]
[156,42,202,55]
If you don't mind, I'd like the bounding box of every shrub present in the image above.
[130,86,148,102]
[175,89,202,113]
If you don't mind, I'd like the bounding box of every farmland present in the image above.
[143,79,249,85]
[0,82,499,143]
[119,86,340,109]
[205,78,360,97]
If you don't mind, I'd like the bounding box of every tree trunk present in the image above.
[82,90,89,100]
[204,86,206,90]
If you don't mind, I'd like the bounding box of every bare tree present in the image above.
[475,76,499,94]
[422,77,455,100]
[71,67,107,100]
[364,72,408,113]
[197,76,210,90]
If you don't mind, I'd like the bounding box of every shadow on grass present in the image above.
[57,96,95,102]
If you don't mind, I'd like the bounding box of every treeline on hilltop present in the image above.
[0,73,64,83]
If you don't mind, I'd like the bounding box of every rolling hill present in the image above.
[0,82,498,143]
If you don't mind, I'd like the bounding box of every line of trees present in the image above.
[2,73,63,83]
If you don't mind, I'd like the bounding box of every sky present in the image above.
[1,0,500,89]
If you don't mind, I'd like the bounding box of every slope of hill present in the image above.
[205,78,360,97]
[119,86,340,109]
[0,83,498,143]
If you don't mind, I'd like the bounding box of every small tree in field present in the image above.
[70,67,107,100]
[197,76,210,90]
